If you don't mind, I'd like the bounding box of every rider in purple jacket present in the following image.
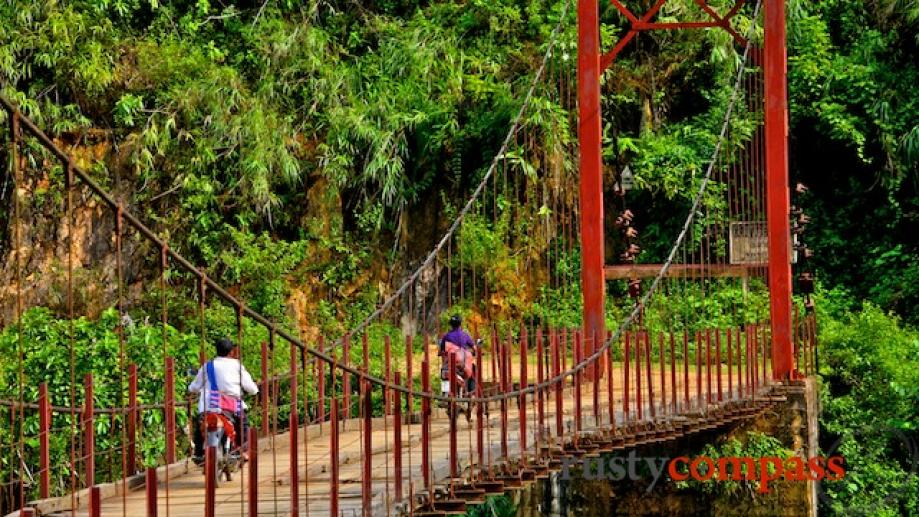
[439,314,477,393]
[440,314,474,353]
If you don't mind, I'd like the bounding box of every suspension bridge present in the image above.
[1,0,819,515]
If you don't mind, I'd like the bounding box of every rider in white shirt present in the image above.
[188,337,259,463]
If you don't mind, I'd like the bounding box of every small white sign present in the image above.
[729,222,768,264]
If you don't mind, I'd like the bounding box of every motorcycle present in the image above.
[440,339,482,420]
[186,366,243,485]
[203,411,240,484]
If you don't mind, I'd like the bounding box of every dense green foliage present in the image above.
[787,0,919,324]
[0,0,564,258]
[815,287,919,515]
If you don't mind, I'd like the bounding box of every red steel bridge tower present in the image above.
[576,0,794,379]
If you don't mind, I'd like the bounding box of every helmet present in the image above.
[449,314,462,329]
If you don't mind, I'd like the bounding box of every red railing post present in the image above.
[747,326,753,396]
[500,336,508,459]
[683,331,690,409]
[762,324,769,386]
[607,331,615,428]
[645,331,654,419]
[330,398,340,517]
[754,324,760,390]
[695,331,703,406]
[737,327,744,396]
[165,357,175,464]
[536,328,545,446]
[659,333,666,415]
[384,335,392,415]
[592,331,600,427]
[289,343,299,515]
[204,446,216,517]
[727,328,733,399]
[490,329,498,392]
[128,364,138,477]
[476,337,484,475]
[406,335,414,417]
[623,331,631,419]
[520,327,528,459]
[574,331,582,433]
[669,332,677,414]
[716,329,723,402]
[553,330,562,438]
[38,383,50,499]
[421,359,432,494]
[634,331,642,420]
[394,372,403,502]
[85,373,95,492]
[261,341,269,437]
[318,336,326,423]
[145,467,157,517]
[248,427,258,516]
[449,353,458,481]
[362,379,372,515]
[89,485,100,517]
[705,329,712,405]
[343,335,351,420]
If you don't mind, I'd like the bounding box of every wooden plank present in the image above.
[604,263,765,280]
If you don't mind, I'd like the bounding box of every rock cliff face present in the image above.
[0,135,151,327]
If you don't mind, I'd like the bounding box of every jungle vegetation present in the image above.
[0,0,916,513]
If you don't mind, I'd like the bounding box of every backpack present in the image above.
[205,361,242,415]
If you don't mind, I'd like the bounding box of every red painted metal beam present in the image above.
[578,0,606,368]
[764,0,794,380]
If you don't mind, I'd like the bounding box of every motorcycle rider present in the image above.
[439,314,477,393]
[188,337,259,465]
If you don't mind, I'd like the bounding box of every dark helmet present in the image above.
[449,314,462,329]
[215,337,236,357]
